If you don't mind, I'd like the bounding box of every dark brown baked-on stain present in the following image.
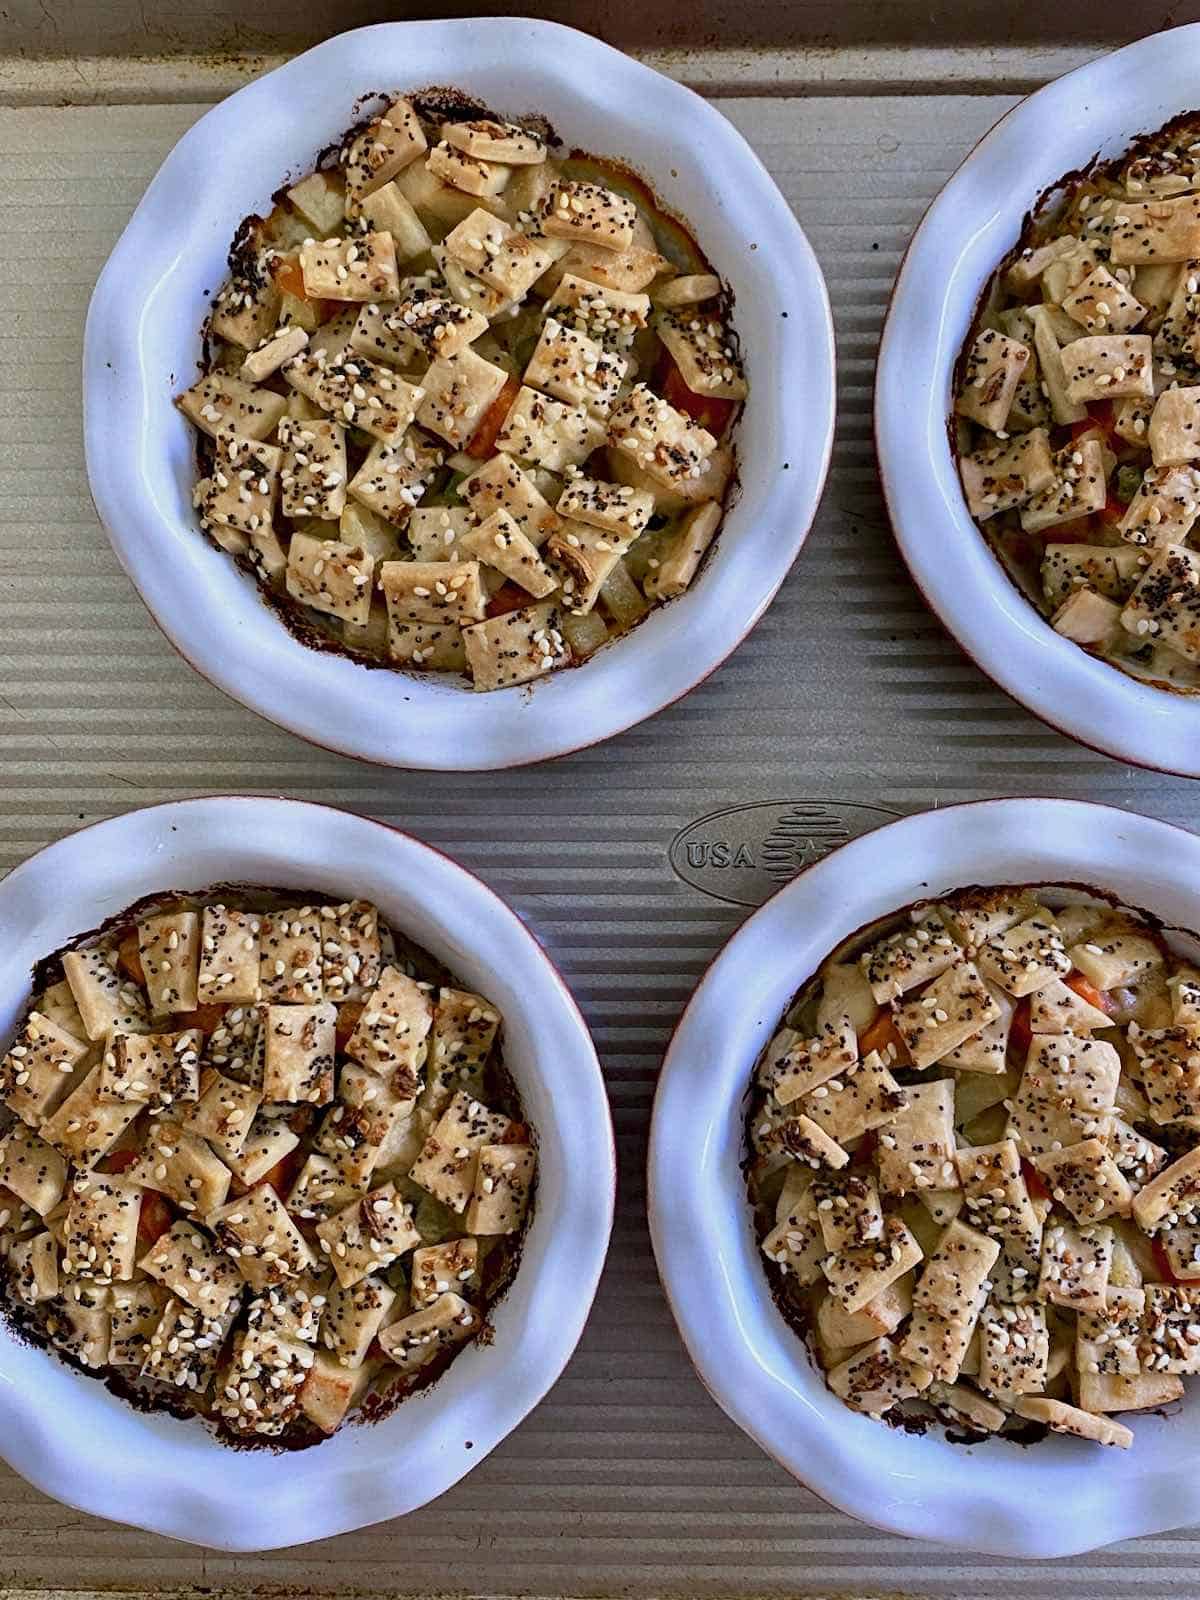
[4,882,534,1453]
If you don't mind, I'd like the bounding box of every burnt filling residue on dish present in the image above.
[744,882,1200,1449]
[176,87,746,692]
[952,110,1200,695]
[0,885,535,1450]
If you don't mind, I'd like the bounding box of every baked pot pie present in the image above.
[951,115,1200,691]
[746,883,1200,1449]
[175,88,745,691]
[0,889,535,1446]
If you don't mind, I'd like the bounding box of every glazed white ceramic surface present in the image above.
[0,798,613,1550]
[876,26,1200,776]
[82,18,834,771]
[649,799,1200,1558]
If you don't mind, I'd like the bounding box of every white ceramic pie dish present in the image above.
[649,798,1200,1558]
[82,17,834,772]
[0,796,613,1550]
[876,25,1200,777]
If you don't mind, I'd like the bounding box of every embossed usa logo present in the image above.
[669,800,901,907]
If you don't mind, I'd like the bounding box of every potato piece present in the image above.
[1069,924,1164,988]
[1053,588,1124,651]
[356,182,432,261]
[287,170,346,234]
[816,1277,911,1347]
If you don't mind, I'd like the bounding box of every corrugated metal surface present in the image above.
[1,64,1200,1598]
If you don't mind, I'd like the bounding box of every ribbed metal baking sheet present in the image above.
[2,22,1200,1596]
